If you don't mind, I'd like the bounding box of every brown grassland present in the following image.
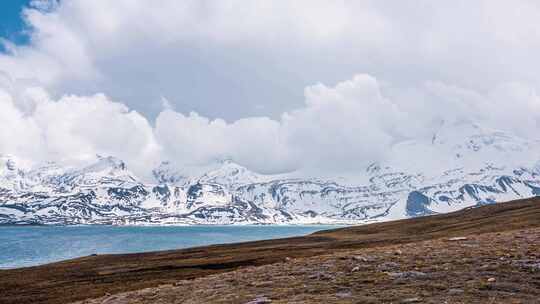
[1,197,539,304]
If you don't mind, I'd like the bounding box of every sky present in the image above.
[0,0,31,51]
[1,0,540,178]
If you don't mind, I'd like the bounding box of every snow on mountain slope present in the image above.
[152,158,271,188]
[1,121,540,225]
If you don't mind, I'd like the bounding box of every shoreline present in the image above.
[0,224,347,270]
[0,222,353,227]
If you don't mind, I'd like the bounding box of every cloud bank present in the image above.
[2,1,540,120]
[2,73,540,179]
[0,1,540,178]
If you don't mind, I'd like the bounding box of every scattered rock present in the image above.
[101,295,132,304]
[448,288,464,295]
[351,266,361,272]
[321,262,334,269]
[394,249,403,255]
[249,281,274,287]
[401,297,422,303]
[352,255,375,262]
[308,272,334,281]
[336,291,352,298]
[378,262,400,271]
[101,296,117,304]
[512,259,540,272]
[487,277,496,282]
[479,264,492,270]
[387,271,428,279]
[448,237,468,241]
[245,296,272,304]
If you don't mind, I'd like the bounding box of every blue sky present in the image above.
[0,0,30,51]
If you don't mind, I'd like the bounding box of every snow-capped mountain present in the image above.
[1,121,540,225]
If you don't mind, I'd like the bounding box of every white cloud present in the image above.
[1,1,540,177]
[3,0,540,121]
[0,89,42,159]
[281,74,402,173]
[2,73,540,177]
[0,82,160,176]
[31,93,160,170]
[154,74,403,174]
[155,110,290,174]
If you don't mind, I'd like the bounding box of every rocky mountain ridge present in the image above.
[1,122,540,225]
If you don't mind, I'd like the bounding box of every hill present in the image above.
[0,197,539,303]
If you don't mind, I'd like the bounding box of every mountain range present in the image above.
[1,121,540,225]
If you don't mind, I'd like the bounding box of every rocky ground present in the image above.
[79,227,540,304]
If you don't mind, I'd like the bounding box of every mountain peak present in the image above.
[57,155,137,187]
[83,155,127,173]
[151,158,264,187]
[431,120,486,145]
[152,161,188,184]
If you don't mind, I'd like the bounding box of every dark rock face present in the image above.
[527,183,540,196]
[406,191,434,217]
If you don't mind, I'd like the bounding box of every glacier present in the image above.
[1,121,540,225]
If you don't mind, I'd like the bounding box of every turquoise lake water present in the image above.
[0,225,342,269]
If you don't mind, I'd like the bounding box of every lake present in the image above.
[0,225,342,269]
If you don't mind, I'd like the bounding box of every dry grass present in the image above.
[1,197,539,304]
[80,227,540,303]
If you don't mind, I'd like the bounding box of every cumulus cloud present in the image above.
[155,74,402,174]
[2,0,540,120]
[3,73,540,178]
[0,81,160,176]
[0,89,42,159]
[155,111,290,174]
[31,93,160,171]
[281,75,402,172]
[1,1,540,177]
